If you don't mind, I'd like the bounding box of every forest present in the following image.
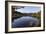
[12,10,41,19]
[12,6,41,21]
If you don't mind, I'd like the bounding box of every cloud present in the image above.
[15,6,41,13]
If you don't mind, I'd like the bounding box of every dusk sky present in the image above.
[15,6,41,13]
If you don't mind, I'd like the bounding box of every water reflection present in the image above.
[12,16,40,28]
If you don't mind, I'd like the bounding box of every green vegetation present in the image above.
[12,11,41,20]
[12,6,41,26]
[32,11,41,19]
[12,6,41,20]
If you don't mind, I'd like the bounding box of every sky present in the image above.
[15,6,41,13]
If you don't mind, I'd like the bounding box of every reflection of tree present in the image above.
[12,6,25,21]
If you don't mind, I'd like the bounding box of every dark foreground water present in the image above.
[12,16,40,28]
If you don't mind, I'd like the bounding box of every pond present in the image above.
[12,16,40,28]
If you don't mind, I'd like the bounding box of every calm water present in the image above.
[12,16,40,28]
